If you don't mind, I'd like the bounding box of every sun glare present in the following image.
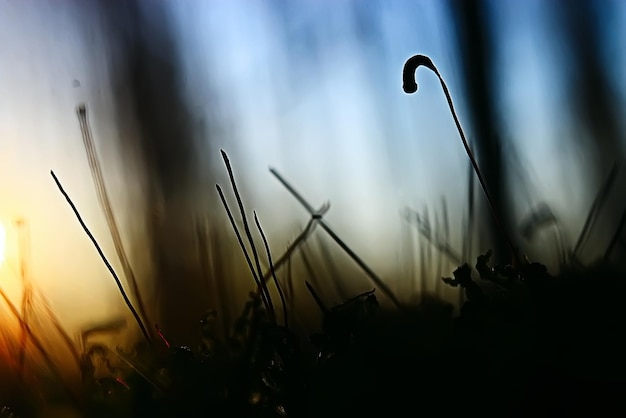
[0,222,5,267]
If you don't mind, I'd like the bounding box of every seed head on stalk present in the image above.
[402,54,520,265]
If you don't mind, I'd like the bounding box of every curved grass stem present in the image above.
[403,54,519,264]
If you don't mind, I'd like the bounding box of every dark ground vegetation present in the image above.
[4,251,626,417]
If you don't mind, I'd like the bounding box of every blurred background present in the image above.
[0,0,624,384]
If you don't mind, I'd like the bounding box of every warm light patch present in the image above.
[0,222,5,267]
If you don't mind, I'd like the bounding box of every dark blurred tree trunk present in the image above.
[447,0,516,264]
[96,0,215,344]
[550,0,625,262]
[552,0,623,174]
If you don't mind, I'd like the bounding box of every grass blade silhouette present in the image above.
[50,170,151,344]
[572,162,619,259]
[463,157,475,263]
[254,211,288,328]
[604,209,626,263]
[305,281,329,315]
[260,202,329,284]
[216,184,273,317]
[403,54,519,264]
[403,207,462,265]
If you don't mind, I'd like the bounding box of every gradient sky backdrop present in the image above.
[0,1,624,341]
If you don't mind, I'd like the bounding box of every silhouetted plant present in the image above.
[403,54,519,265]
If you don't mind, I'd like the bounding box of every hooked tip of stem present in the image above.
[403,80,418,94]
[403,83,418,94]
[402,54,436,94]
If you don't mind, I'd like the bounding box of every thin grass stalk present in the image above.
[209,224,231,338]
[423,206,433,287]
[76,105,152,338]
[50,170,151,344]
[260,205,327,285]
[286,246,295,316]
[216,184,272,315]
[15,219,31,382]
[39,295,82,369]
[254,211,288,329]
[403,208,462,265]
[299,243,318,287]
[195,220,228,340]
[111,347,162,393]
[195,217,212,303]
[299,243,326,310]
[419,237,427,300]
[441,197,451,290]
[442,197,451,246]
[556,226,567,268]
[604,209,626,263]
[434,211,443,296]
[464,156,475,263]
[405,217,416,297]
[315,235,348,302]
[403,54,519,264]
[305,281,329,315]
[16,284,32,382]
[337,288,376,308]
[572,162,619,258]
[270,167,402,309]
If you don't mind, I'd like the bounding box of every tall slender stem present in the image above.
[403,54,519,264]
[51,170,151,344]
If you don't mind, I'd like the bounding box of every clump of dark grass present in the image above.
[7,186,626,417]
[216,149,278,326]
[438,251,626,415]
